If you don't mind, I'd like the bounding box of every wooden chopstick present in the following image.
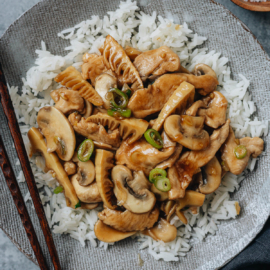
[0,134,48,270]
[0,67,61,270]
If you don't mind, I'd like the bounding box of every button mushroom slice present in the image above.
[221,127,264,175]
[152,81,195,131]
[199,156,221,194]
[168,120,230,200]
[50,88,85,115]
[161,201,177,222]
[87,113,149,144]
[81,100,93,118]
[125,45,142,61]
[103,35,143,90]
[94,71,117,109]
[94,220,136,243]
[164,115,210,151]
[175,190,205,224]
[98,206,159,232]
[72,155,95,186]
[151,184,169,201]
[54,66,103,106]
[197,91,228,128]
[111,166,156,214]
[95,149,117,209]
[63,161,77,175]
[185,99,208,116]
[187,170,203,192]
[115,133,176,176]
[81,203,99,210]
[28,127,79,208]
[142,218,177,243]
[133,46,181,81]
[37,106,76,161]
[93,141,118,151]
[71,175,102,203]
[68,113,121,147]
[81,53,108,86]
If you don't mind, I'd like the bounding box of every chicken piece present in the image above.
[169,120,230,200]
[125,45,142,61]
[81,53,108,86]
[198,91,228,128]
[68,113,121,147]
[50,88,85,115]
[115,132,176,175]
[133,46,181,80]
[221,127,264,175]
[63,161,77,175]
[98,206,159,232]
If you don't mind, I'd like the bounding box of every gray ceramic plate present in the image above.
[0,0,270,269]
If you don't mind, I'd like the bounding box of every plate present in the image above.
[0,0,270,269]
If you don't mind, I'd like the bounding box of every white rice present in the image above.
[8,0,268,262]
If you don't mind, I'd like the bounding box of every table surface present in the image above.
[0,0,270,269]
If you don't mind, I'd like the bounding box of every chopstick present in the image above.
[0,134,48,270]
[0,66,61,270]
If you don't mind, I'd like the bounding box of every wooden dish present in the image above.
[231,0,270,11]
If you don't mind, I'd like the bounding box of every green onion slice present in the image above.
[77,139,94,162]
[75,200,81,209]
[149,168,167,183]
[144,129,163,149]
[53,186,63,194]
[234,145,247,159]
[107,108,131,118]
[154,177,171,192]
[108,88,129,109]
[123,89,132,98]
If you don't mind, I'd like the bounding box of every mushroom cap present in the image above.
[94,72,117,109]
[37,106,76,161]
[28,127,79,208]
[199,156,221,194]
[164,114,209,150]
[71,175,102,203]
[111,165,156,214]
[94,220,136,243]
[142,218,177,243]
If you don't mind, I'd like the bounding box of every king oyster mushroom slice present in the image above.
[164,114,210,150]
[94,71,117,109]
[111,165,156,214]
[142,218,177,243]
[72,154,95,186]
[37,106,76,161]
[71,174,102,203]
[28,127,79,208]
[94,220,136,243]
[199,156,221,194]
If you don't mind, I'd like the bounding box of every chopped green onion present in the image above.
[77,139,94,162]
[108,88,129,109]
[53,186,63,194]
[107,108,131,118]
[154,177,171,192]
[75,200,81,209]
[149,168,167,183]
[123,89,132,98]
[144,129,163,149]
[234,145,247,159]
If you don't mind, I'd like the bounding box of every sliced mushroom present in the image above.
[164,115,210,150]
[95,149,117,209]
[93,141,118,151]
[152,81,195,131]
[94,220,136,243]
[199,156,221,194]
[94,71,117,109]
[81,203,99,210]
[168,120,230,200]
[142,218,177,243]
[125,45,142,61]
[186,100,207,116]
[28,127,79,208]
[111,165,156,213]
[50,88,85,115]
[221,127,264,175]
[63,161,77,175]
[150,184,169,201]
[82,100,93,118]
[198,91,228,128]
[72,155,95,186]
[71,175,102,203]
[161,201,177,222]
[175,190,205,224]
[37,106,76,161]
[98,206,159,232]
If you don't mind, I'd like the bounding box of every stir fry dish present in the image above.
[28,35,264,243]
